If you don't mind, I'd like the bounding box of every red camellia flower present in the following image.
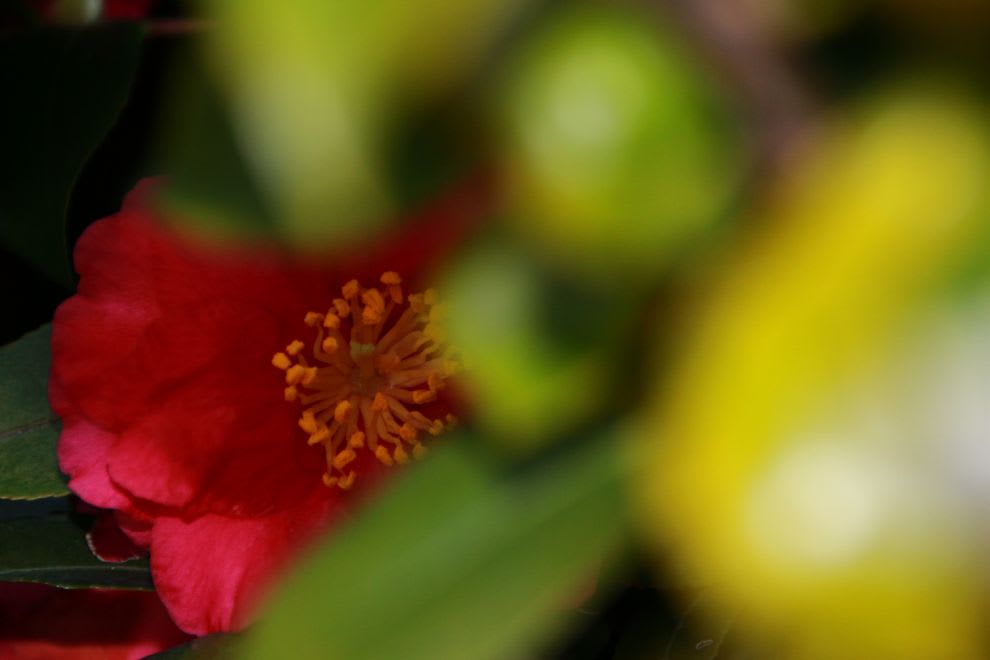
[50,179,485,634]
[0,582,192,659]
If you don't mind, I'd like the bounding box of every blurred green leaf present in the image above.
[444,245,629,451]
[244,436,629,660]
[187,0,524,248]
[497,6,742,278]
[0,325,68,500]
[0,516,152,589]
[145,635,241,659]
[0,23,143,288]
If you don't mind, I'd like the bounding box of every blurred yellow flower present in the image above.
[634,84,990,660]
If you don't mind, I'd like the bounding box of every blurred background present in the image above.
[3,0,990,658]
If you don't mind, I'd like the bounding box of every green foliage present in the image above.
[444,245,632,451]
[243,436,629,660]
[156,49,277,242]
[0,325,68,499]
[0,23,143,288]
[164,0,523,248]
[497,5,742,278]
[0,515,152,589]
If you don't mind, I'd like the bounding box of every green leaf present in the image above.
[0,23,143,288]
[0,496,73,522]
[243,435,630,660]
[0,325,68,500]
[157,49,276,242]
[145,635,241,659]
[0,516,152,589]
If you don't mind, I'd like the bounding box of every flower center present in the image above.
[272,272,459,490]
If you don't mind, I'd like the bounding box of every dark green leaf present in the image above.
[244,436,630,660]
[0,516,152,589]
[0,496,73,522]
[0,23,143,287]
[0,324,68,499]
[156,49,275,241]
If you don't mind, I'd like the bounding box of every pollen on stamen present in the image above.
[273,272,459,490]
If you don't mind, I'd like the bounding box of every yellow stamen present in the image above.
[386,285,403,304]
[375,445,394,466]
[412,390,435,404]
[285,364,306,385]
[342,280,360,299]
[376,353,401,373]
[332,448,357,470]
[399,424,417,443]
[308,426,330,445]
[362,307,383,326]
[338,471,356,490]
[299,410,318,434]
[334,400,353,424]
[273,272,459,489]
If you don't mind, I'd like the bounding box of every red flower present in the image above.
[50,179,485,634]
[0,582,192,659]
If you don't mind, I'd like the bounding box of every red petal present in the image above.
[115,509,155,548]
[150,496,344,634]
[87,511,146,563]
[98,298,324,514]
[106,374,324,516]
[52,182,308,433]
[52,391,131,512]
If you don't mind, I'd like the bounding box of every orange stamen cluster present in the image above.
[272,272,459,489]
